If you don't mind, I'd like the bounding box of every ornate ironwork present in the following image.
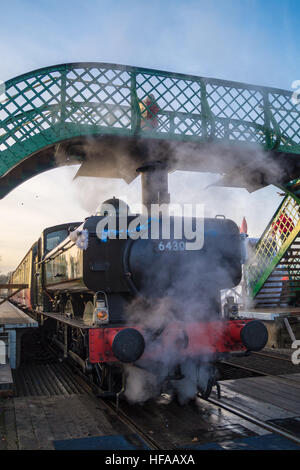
[1,62,300,178]
[246,189,300,301]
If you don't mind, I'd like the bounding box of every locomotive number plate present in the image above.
[156,241,186,252]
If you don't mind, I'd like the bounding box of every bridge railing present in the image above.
[246,190,300,299]
[1,62,300,177]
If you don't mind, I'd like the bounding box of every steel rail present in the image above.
[104,399,162,450]
[253,350,294,362]
[206,396,300,447]
[51,347,163,450]
[220,358,300,385]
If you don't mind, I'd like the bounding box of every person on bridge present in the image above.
[139,94,160,130]
[271,209,295,244]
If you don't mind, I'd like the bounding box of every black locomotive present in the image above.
[10,196,268,401]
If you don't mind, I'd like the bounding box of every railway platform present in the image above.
[0,302,37,397]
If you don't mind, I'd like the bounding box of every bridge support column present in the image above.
[137,161,170,211]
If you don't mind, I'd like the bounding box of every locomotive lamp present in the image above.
[96,309,109,322]
[224,296,239,318]
[93,294,109,324]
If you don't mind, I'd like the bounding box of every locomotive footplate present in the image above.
[37,311,92,329]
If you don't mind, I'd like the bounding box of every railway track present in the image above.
[253,350,294,362]
[14,351,300,450]
[107,389,300,450]
[219,359,295,379]
[104,399,162,450]
[13,361,92,397]
[16,336,164,449]
[107,384,300,449]
[218,349,300,383]
[218,361,300,385]
[62,358,163,450]
[14,327,300,450]
[74,358,300,450]
[202,396,300,447]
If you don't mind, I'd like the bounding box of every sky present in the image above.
[0,0,298,273]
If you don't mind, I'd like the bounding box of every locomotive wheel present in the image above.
[197,376,214,400]
[196,365,217,400]
[93,363,124,396]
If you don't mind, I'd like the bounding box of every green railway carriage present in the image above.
[10,222,81,312]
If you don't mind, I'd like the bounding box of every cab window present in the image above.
[46,229,68,252]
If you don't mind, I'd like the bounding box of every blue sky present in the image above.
[2,0,300,88]
[0,0,298,272]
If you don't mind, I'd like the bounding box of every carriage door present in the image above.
[36,238,43,309]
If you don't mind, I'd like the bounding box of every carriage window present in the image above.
[46,230,68,252]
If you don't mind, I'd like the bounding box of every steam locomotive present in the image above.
[9,197,268,401]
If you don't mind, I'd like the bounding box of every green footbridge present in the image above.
[246,179,300,306]
[0,62,299,198]
[0,62,299,303]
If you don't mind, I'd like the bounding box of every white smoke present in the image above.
[122,241,233,404]
[66,138,283,405]
[124,365,159,404]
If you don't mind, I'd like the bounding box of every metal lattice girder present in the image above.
[286,178,300,198]
[1,62,300,181]
[246,190,300,299]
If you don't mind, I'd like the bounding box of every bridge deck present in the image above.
[1,62,299,198]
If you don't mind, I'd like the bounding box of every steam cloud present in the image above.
[122,225,237,404]
[68,137,283,236]
[67,137,283,405]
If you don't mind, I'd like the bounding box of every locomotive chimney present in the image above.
[137,161,170,211]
